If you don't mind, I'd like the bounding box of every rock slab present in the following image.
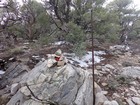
[7,61,93,105]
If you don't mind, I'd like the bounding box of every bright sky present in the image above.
[27,0,140,9]
[1,0,140,9]
[133,0,140,9]
[106,0,140,9]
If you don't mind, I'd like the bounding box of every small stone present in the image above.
[9,57,16,61]
[126,93,131,97]
[94,69,100,75]
[129,86,137,94]
[104,100,119,105]
[20,86,30,96]
[11,83,20,95]
[105,64,115,70]
[102,83,108,86]
[102,67,110,72]
[138,90,140,94]
[121,92,125,96]
[36,73,47,84]
[96,92,108,105]
[41,58,45,61]
[124,52,131,56]
[99,71,107,74]
[96,66,102,70]
[112,93,120,98]
[24,42,29,45]
[130,81,137,85]
[0,70,5,75]
[22,46,29,50]
[101,91,108,95]
[117,63,122,66]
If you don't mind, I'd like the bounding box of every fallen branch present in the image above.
[25,83,58,105]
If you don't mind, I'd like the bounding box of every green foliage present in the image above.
[108,75,133,91]
[108,78,119,91]
[116,76,133,85]
[107,0,132,10]
[38,36,49,45]
[115,0,132,9]
[9,47,24,55]
[90,7,120,43]
[73,42,87,57]
[105,34,119,43]
[64,22,86,56]
[1,0,140,47]
[130,19,140,35]
[38,34,53,45]
[29,42,40,49]
[71,0,93,26]
[66,22,85,44]
[37,13,50,27]
[106,0,140,43]
[19,0,50,40]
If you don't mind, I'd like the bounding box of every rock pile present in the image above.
[95,61,140,105]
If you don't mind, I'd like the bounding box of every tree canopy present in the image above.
[0,0,140,53]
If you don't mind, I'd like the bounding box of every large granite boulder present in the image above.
[0,62,29,89]
[0,61,29,105]
[121,66,140,78]
[7,60,93,105]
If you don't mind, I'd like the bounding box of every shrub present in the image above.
[64,22,87,57]
[108,78,119,91]
[65,22,86,44]
[105,34,119,43]
[9,47,24,55]
[116,76,132,85]
[73,42,87,57]
[38,34,54,45]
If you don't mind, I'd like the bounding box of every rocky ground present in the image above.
[94,44,140,105]
[0,40,140,105]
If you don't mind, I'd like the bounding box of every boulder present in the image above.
[7,61,93,105]
[132,97,140,105]
[11,83,20,95]
[95,82,108,105]
[121,67,140,78]
[7,91,25,105]
[126,98,135,105]
[6,60,119,105]
[103,100,119,105]
[95,92,108,105]
[0,62,29,89]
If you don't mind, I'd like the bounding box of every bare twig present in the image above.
[25,83,58,105]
